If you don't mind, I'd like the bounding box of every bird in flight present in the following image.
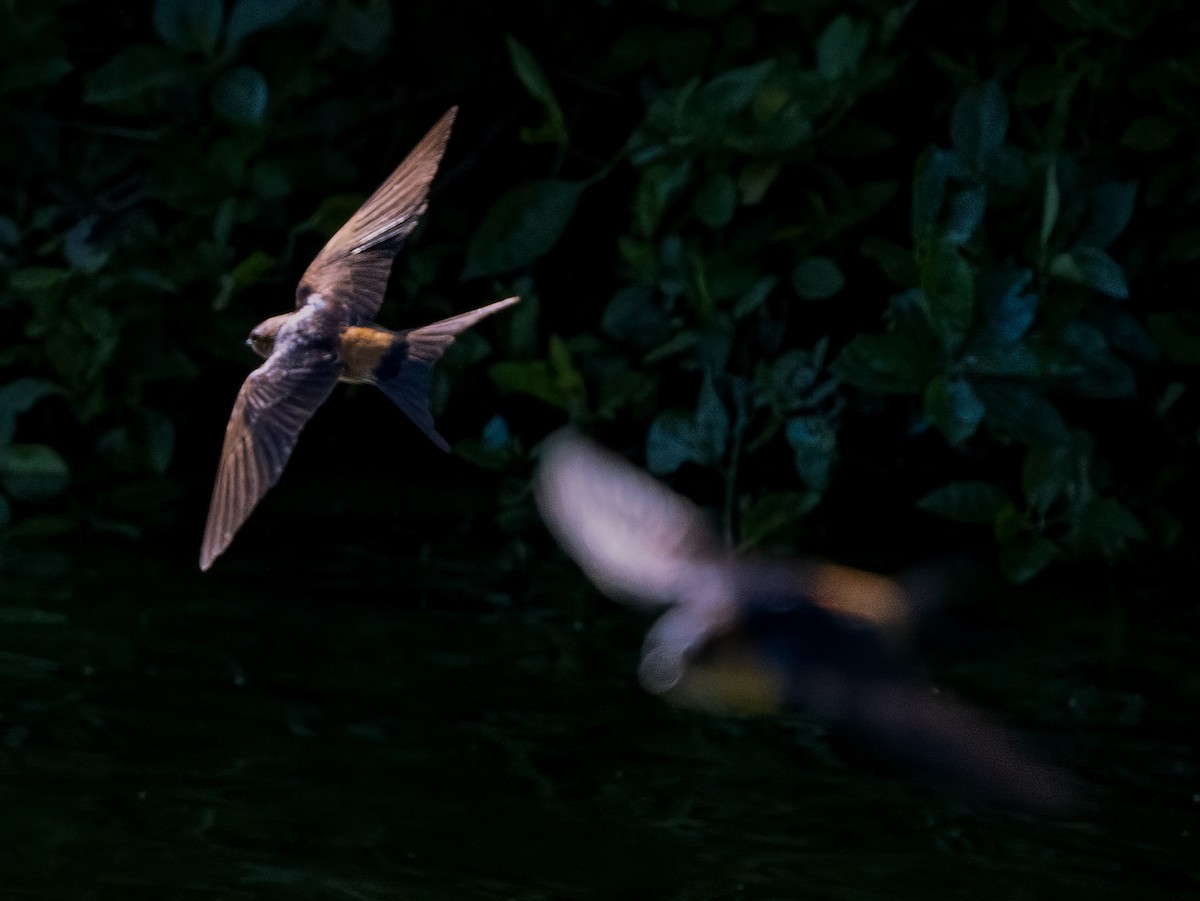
[535,432,1074,809]
[201,107,517,571]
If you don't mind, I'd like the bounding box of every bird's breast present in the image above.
[338,324,398,384]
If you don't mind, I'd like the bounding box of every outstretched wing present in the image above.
[296,106,458,324]
[534,431,730,609]
[200,344,339,570]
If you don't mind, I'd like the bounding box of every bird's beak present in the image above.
[244,338,253,347]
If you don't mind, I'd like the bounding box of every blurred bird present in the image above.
[201,107,518,571]
[535,432,1074,810]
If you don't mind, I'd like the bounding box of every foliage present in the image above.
[1,0,1197,581]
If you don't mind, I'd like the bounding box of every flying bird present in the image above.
[201,107,517,571]
[534,432,1074,809]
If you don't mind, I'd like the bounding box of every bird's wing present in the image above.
[820,677,1075,810]
[296,106,457,323]
[534,431,730,609]
[199,342,340,571]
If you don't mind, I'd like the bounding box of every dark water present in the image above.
[1,493,1196,899]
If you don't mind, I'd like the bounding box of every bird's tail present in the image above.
[377,296,519,451]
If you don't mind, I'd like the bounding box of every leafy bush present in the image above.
[2,0,1196,581]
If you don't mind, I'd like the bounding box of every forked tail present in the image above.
[377,296,519,451]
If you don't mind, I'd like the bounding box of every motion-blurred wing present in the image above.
[200,351,339,570]
[820,677,1075,810]
[535,432,729,608]
[297,106,457,323]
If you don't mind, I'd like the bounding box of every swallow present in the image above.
[200,107,518,571]
[534,432,1074,809]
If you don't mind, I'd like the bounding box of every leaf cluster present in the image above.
[2,0,1197,581]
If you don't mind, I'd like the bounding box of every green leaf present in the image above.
[733,275,778,319]
[633,160,692,237]
[860,237,916,285]
[1099,309,1157,362]
[1022,441,1071,514]
[224,0,304,51]
[759,345,827,414]
[737,161,781,205]
[233,249,275,286]
[917,480,1010,525]
[919,241,974,350]
[1040,162,1060,249]
[0,216,18,247]
[694,374,730,462]
[1050,247,1129,299]
[0,493,9,527]
[816,15,870,80]
[489,336,584,414]
[688,60,774,127]
[1055,321,1136,398]
[786,415,837,490]
[1070,497,1148,556]
[96,411,176,475]
[693,173,737,228]
[790,256,845,301]
[251,159,290,198]
[506,35,567,146]
[5,514,79,540]
[646,410,696,475]
[645,375,728,474]
[0,379,63,449]
[950,80,1008,171]
[596,368,655,420]
[462,180,585,279]
[943,186,986,246]
[330,0,392,57]
[911,148,966,242]
[83,45,181,110]
[998,534,1058,583]
[831,333,931,394]
[977,269,1037,349]
[739,490,820,547]
[0,55,73,93]
[1081,181,1136,250]
[924,375,985,445]
[154,0,223,53]
[6,267,68,296]
[211,66,268,124]
[481,414,511,450]
[1121,116,1177,152]
[488,361,564,409]
[300,194,366,241]
[63,219,109,274]
[602,285,670,348]
[977,385,1067,443]
[0,444,70,501]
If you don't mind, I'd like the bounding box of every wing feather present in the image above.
[296,107,457,323]
[534,432,729,608]
[200,349,339,570]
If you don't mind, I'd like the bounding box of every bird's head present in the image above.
[246,315,290,360]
